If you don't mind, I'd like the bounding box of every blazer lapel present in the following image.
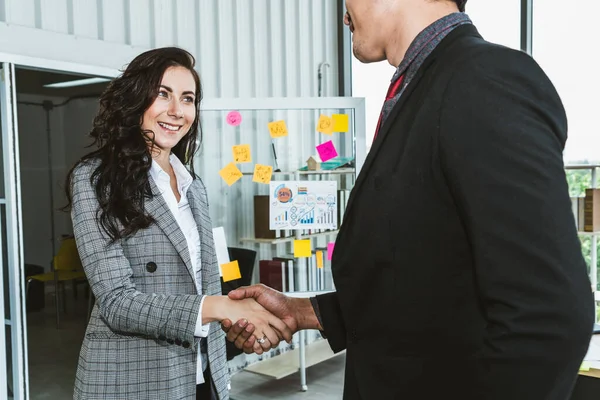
[187,183,218,294]
[146,179,195,281]
[344,62,433,218]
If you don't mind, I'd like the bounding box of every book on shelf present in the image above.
[254,195,275,239]
[584,189,600,232]
[259,260,286,292]
[273,256,295,292]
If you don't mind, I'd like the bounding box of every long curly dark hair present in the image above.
[64,47,203,242]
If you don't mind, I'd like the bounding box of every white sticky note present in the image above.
[212,227,230,277]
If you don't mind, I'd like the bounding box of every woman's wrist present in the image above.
[202,295,228,324]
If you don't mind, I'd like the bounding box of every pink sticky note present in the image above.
[327,242,335,261]
[316,140,338,162]
[226,111,242,126]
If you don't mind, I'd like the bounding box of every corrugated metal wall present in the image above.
[1,0,343,373]
[0,0,340,98]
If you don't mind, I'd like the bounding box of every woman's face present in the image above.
[141,66,197,153]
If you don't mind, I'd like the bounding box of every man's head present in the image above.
[344,0,468,65]
[451,0,467,12]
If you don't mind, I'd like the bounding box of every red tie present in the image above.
[373,75,405,142]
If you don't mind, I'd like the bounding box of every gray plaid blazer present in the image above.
[71,160,229,400]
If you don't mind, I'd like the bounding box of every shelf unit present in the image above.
[241,168,355,176]
[199,97,365,392]
[565,165,600,304]
[240,229,340,245]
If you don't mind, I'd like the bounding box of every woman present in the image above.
[65,47,289,400]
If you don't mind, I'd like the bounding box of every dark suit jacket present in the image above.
[317,24,594,400]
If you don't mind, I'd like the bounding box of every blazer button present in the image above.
[175,339,182,346]
[167,339,174,344]
[158,335,166,341]
[146,262,157,273]
[182,340,190,348]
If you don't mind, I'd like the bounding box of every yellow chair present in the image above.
[26,237,88,329]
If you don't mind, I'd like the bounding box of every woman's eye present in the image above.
[183,96,195,103]
[158,90,168,98]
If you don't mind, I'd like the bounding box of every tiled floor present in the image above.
[25,288,345,399]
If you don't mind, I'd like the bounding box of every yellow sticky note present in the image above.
[252,164,273,184]
[332,114,349,132]
[316,250,324,269]
[232,144,251,163]
[221,260,241,282]
[268,120,288,138]
[218,162,243,186]
[317,115,334,135]
[294,239,311,258]
[580,361,591,371]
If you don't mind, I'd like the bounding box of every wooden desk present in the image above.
[579,368,600,379]
[579,334,600,378]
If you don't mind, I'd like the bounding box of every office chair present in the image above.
[221,247,257,295]
[25,237,90,329]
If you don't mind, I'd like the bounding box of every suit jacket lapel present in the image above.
[344,62,432,217]
[187,183,218,294]
[146,178,195,281]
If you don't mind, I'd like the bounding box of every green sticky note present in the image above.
[580,361,591,371]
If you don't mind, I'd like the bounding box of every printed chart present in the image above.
[269,181,338,230]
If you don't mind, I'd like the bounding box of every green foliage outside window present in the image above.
[565,168,599,321]
[565,168,599,289]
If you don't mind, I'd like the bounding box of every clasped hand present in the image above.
[221,284,298,355]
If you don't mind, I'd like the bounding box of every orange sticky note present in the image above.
[332,114,349,132]
[316,250,324,269]
[232,144,251,163]
[218,162,243,186]
[317,115,334,135]
[221,260,241,282]
[268,120,288,138]
[294,239,311,258]
[252,164,273,184]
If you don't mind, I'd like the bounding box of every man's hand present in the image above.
[221,284,321,354]
[230,284,299,332]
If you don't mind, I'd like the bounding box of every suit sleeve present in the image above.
[438,48,594,399]
[315,292,347,352]
[71,161,201,346]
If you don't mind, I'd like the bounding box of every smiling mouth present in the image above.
[158,121,182,132]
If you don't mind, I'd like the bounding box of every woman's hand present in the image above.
[222,298,291,352]
[203,296,291,352]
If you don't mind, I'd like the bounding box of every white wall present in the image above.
[533,0,600,162]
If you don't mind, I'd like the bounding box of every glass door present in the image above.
[1,62,28,399]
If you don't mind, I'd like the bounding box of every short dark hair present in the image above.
[454,0,467,12]
[433,0,467,12]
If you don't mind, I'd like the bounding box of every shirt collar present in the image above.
[149,153,194,195]
[392,12,471,82]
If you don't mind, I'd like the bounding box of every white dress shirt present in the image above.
[149,154,210,384]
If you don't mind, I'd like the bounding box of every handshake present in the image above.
[216,284,321,354]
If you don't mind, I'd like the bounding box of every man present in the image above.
[224,0,595,398]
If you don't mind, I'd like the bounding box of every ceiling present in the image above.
[15,67,111,98]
